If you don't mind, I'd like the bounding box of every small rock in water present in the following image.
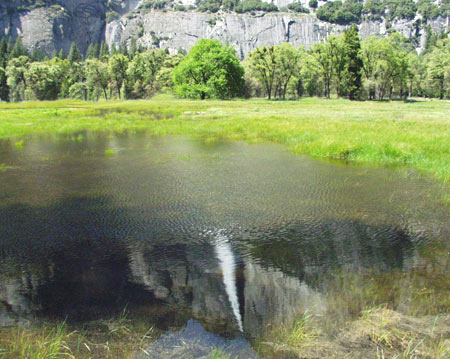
[137,319,256,359]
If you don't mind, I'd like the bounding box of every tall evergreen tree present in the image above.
[58,48,65,59]
[9,37,27,59]
[67,42,82,63]
[99,41,110,60]
[0,37,9,101]
[7,37,14,54]
[30,48,48,61]
[343,25,363,100]
[0,38,8,68]
[86,42,99,59]
[118,42,128,57]
[129,38,137,58]
[110,45,118,56]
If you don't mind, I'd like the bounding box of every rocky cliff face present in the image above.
[0,0,449,57]
[106,12,342,58]
[0,0,142,54]
[106,11,449,58]
[0,1,107,54]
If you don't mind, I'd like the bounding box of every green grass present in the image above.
[0,163,17,172]
[0,312,157,359]
[0,95,449,183]
[0,322,72,359]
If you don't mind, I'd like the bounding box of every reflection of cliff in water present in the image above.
[0,197,417,337]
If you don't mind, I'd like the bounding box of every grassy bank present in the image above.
[0,312,157,359]
[257,307,450,359]
[257,245,450,358]
[0,96,449,184]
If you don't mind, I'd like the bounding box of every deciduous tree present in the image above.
[174,39,244,99]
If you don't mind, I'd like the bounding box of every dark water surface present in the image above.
[0,134,449,356]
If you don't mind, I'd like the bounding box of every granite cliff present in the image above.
[0,0,449,57]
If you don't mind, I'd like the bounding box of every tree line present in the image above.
[0,27,449,102]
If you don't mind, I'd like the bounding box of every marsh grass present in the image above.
[256,312,318,358]
[0,311,158,359]
[258,246,450,359]
[104,149,117,156]
[323,252,450,330]
[0,322,73,359]
[0,164,17,172]
[0,96,449,185]
[258,307,450,359]
[210,348,231,359]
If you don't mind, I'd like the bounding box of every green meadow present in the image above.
[1,96,449,184]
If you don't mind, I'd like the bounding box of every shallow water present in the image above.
[0,134,449,356]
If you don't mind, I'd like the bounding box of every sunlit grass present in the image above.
[257,307,450,359]
[0,322,73,359]
[210,348,231,359]
[0,311,157,359]
[258,244,450,358]
[0,96,449,184]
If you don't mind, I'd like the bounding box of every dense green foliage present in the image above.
[287,2,310,14]
[173,39,244,99]
[343,25,363,99]
[315,0,449,25]
[0,38,9,102]
[317,0,363,25]
[122,0,450,20]
[0,39,181,102]
[0,26,449,102]
[235,0,278,13]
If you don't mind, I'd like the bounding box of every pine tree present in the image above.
[86,42,99,59]
[30,48,47,61]
[9,37,27,59]
[67,42,82,63]
[343,25,363,100]
[0,37,9,102]
[99,41,110,60]
[7,37,14,53]
[119,42,128,57]
[58,48,65,59]
[0,37,8,68]
[129,38,137,58]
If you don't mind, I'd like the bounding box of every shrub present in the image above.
[106,11,119,23]
[309,0,318,9]
[288,2,310,13]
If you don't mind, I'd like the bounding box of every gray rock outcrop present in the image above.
[106,11,342,58]
[0,0,449,57]
[0,1,107,54]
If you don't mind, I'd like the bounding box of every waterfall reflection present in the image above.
[213,230,243,332]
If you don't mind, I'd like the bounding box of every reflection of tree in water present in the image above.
[0,195,420,338]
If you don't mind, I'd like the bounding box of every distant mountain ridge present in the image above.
[0,0,448,56]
